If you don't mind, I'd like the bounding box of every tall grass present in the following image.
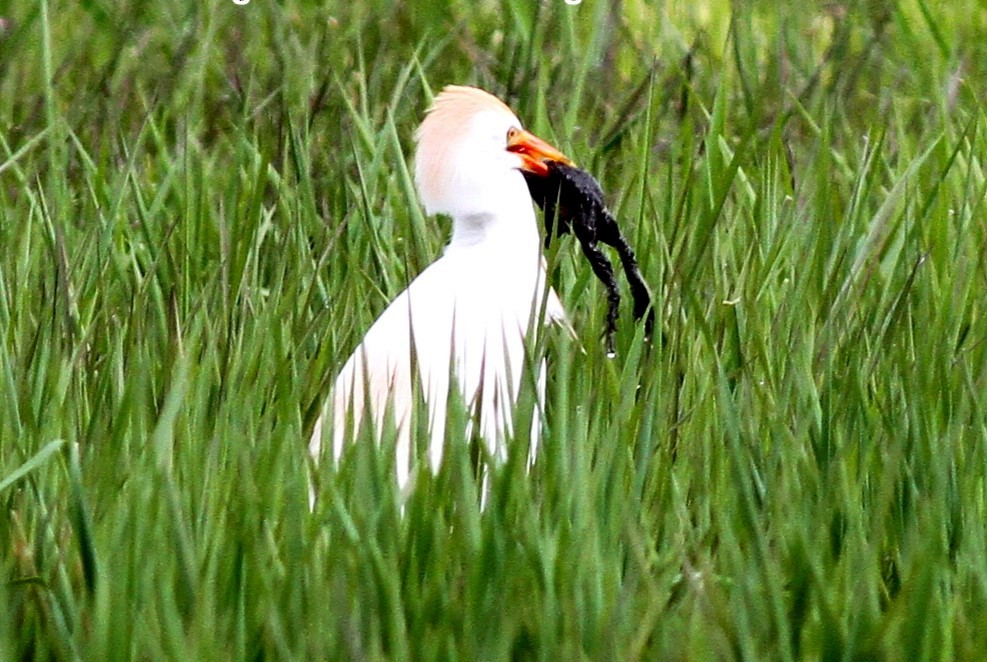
[2,0,986,657]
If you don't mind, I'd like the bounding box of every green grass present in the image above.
[2,0,987,658]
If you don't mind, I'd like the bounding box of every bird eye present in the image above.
[506,127,519,142]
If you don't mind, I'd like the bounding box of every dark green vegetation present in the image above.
[2,0,986,658]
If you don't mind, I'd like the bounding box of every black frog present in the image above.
[523,162,654,354]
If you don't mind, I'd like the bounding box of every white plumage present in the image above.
[310,85,571,489]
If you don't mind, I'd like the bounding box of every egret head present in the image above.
[414,85,571,219]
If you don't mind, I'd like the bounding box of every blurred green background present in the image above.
[2,0,986,658]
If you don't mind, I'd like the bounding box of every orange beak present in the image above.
[506,129,573,176]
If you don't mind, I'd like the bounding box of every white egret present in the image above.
[310,85,572,490]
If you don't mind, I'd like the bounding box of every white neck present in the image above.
[444,172,541,254]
